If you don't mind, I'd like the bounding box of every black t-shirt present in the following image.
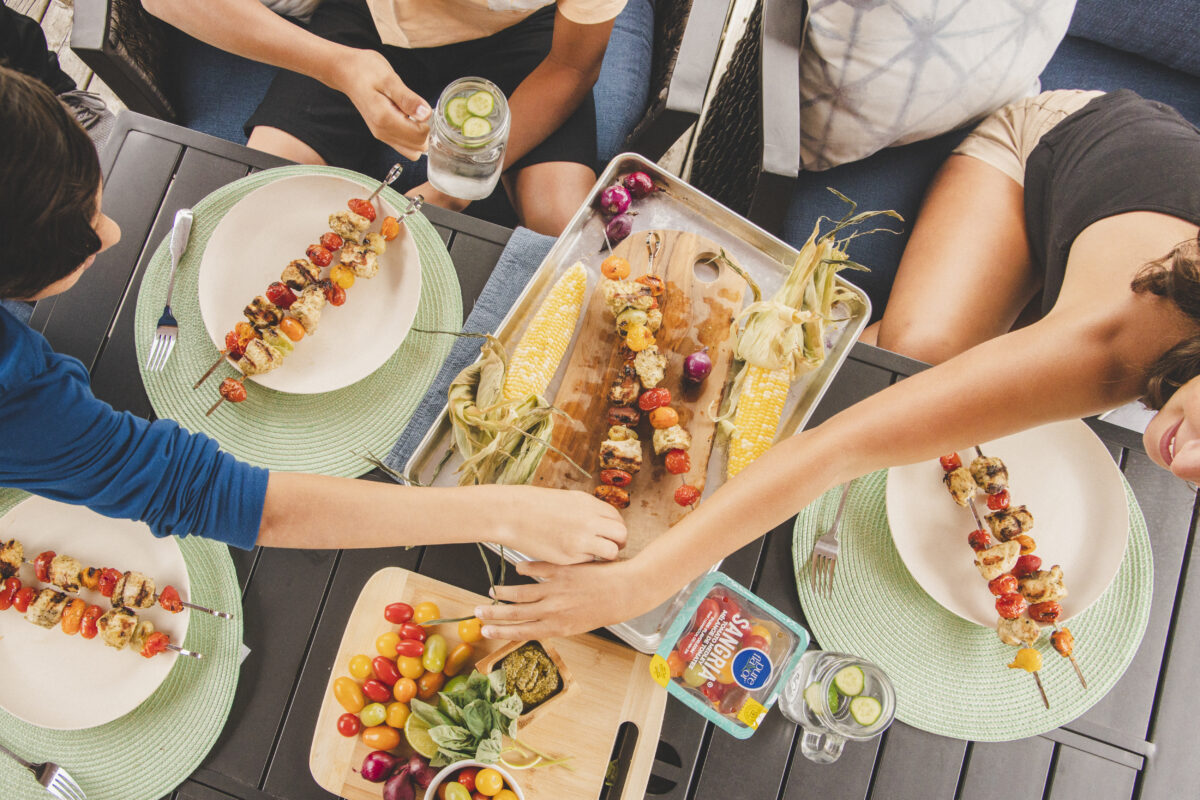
[1024,90,1200,314]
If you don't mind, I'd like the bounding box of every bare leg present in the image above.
[507,161,595,236]
[246,126,327,165]
[874,155,1039,364]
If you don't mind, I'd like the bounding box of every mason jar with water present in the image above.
[427,77,510,201]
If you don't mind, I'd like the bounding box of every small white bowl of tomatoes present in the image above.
[425,761,524,800]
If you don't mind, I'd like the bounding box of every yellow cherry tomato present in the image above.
[392,676,417,703]
[494,791,519,800]
[380,216,400,241]
[1007,647,1043,673]
[376,631,401,658]
[397,655,425,680]
[475,768,505,796]
[333,676,365,714]
[385,701,410,728]
[330,263,356,289]
[624,324,654,352]
[422,634,447,673]
[279,317,305,341]
[361,724,401,751]
[649,406,679,429]
[717,658,735,685]
[601,256,631,280]
[749,624,773,648]
[457,617,483,643]
[412,601,440,624]
[444,642,474,677]
[348,654,373,680]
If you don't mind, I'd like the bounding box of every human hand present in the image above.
[482,485,627,565]
[474,557,665,640]
[406,181,471,213]
[333,49,431,159]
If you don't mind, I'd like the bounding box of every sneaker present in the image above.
[59,90,115,151]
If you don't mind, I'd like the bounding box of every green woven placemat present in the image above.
[134,166,462,477]
[0,489,244,800]
[792,471,1152,741]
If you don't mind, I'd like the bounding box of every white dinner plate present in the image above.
[885,419,1129,627]
[0,497,190,729]
[197,173,423,394]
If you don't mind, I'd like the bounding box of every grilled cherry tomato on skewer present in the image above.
[600,469,633,487]
[1028,601,1062,623]
[1014,534,1036,555]
[348,197,376,222]
[967,530,992,551]
[329,263,355,289]
[0,577,18,611]
[79,604,102,639]
[219,378,248,403]
[635,274,665,295]
[1051,627,1075,657]
[323,283,346,306]
[649,406,679,429]
[939,453,961,471]
[639,387,671,411]
[675,484,701,507]
[60,598,86,635]
[601,256,631,280]
[379,216,400,241]
[224,330,247,358]
[34,551,55,583]
[1012,554,1042,578]
[320,231,344,250]
[279,318,305,342]
[158,585,183,613]
[80,567,101,591]
[140,631,171,658]
[97,568,121,598]
[12,586,34,613]
[996,592,1027,619]
[305,244,333,267]
[665,449,691,475]
[986,490,1010,511]
[987,574,1018,596]
[266,281,297,309]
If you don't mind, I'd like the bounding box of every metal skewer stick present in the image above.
[366,162,404,204]
[646,231,662,275]
[194,352,227,389]
[22,561,234,619]
[168,644,203,659]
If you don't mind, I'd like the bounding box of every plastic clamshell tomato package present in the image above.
[649,572,810,739]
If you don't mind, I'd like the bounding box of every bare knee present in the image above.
[246,126,326,165]
[511,162,594,237]
[875,320,970,365]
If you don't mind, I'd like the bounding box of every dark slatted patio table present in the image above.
[34,111,1199,800]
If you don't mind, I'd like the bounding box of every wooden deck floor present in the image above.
[5,0,125,110]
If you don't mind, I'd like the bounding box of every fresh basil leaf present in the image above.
[467,670,491,698]
[429,724,475,752]
[409,698,453,729]
[475,729,503,764]
[487,669,507,700]
[431,752,450,768]
[493,693,523,721]
[437,693,466,725]
[463,698,495,740]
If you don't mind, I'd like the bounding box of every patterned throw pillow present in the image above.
[799,0,1076,171]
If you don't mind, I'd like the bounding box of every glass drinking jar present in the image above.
[777,651,896,763]
[427,77,511,201]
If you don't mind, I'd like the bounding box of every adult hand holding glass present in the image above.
[332,49,432,160]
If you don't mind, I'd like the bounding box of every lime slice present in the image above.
[466,90,495,117]
[462,116,493,138]
[833,665,864,696]
[445,97,470,128]
[499,748,543,770]
[849,696,883,726]
[404,713,439,759]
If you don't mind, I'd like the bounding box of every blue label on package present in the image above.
[733,647,772,690]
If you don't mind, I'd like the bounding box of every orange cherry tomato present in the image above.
[635,274,665,296]
[444,642,474,677]
[380,216,400,241]
[1015,534,1037,555]
[417,671,444,700]
[219,378,247,403]
[333,676,365,713]
[60,598,86,635]
[392,677,417,703]
[457,618,482,643]
[666,650,685,678]
[361,725,401,751]
[601,256,631,280]
[79,568,101,591]
[279,317,305,341]
[649,406,679,429]
[385,701,410,728]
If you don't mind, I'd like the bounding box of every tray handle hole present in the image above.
[693,252,720,284]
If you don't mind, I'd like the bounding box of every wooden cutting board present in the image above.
[532,229,747,558]
[309,568,666,800]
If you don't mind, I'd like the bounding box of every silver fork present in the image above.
[145,208,193,371]
[809,482,852,596]
[0,742,86,800]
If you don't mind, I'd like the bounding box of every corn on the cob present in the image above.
[503,262,587,400]
[726,365,790,478]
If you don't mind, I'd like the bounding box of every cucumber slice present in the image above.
[803,682,825,714]
[827,683,842,713]
[466,89,496,117]
[849,696,882,726]
[462,116,493,138]
[445,96,470,128]
[833,665,865,697]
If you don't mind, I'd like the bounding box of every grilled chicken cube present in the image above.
[652,425,692,456]
[281,258,321,291]
[25,588,69,628]
[289,285,326,335]
[974,540,1020,581]
[97,608,138,650]
[48,554,83,593]
[328,210,370,243]
[0,538,22,580]
[986,505,1033,542]
[1019,565,1068,604]
[608,362,641,406]
[238,338,284,376]
[942,467,977,506]
[364,232,387,255]
[340,241,379,278]
[601,280,656,317]
[633,345,667,389]
[115,571,156,610]
[997,616,1042,647]
[969,456,1009,495]
[244,296,283,328]
[646,308,663,334]
[599,437,643,475]
[593,485,630,509]
[606,425,638,442]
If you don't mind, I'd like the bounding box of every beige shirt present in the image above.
[366,0,626,49]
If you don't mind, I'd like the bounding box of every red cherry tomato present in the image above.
[986,490,1011,511]
[677,632,703,661]
[967,530,992,551]
[79,605,103,639]
[219,378,248,403]
[158,585,183,613]
[600,468,634,488]
[713,593,742,622]
[97,568,121,598]
[12,586,34,613]
[397,623,426,642]
[141,631,171,658]
[987,574,1018,596]
[321,232,344,251]
[306,244,333,267]
[348,198,377,222]
[1028,601,1062,623]
[741,634,769,652]
[395,639,425,658]
[323,283,347,306]
[701,679,729,702]
[693,598,720,629]
[385,602,414,624]
[996,592,1027,620]
[674,484,700,507]
[362,679,391,703]
[266,281,297,309]
[336,712,361,737]
[372,656,402,686]
[224,330,246,358]
[664,449,691,475]
[638,387,672,411]
[0,577,20,611]
[34,551,55,583]
[939,453,962,471]
[456,768,479,792]
[1013,555,1042,579]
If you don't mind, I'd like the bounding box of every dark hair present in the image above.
[1132,233,1200,409]
[0,66,102,299]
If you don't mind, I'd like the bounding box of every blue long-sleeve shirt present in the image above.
[0,304,267,550]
